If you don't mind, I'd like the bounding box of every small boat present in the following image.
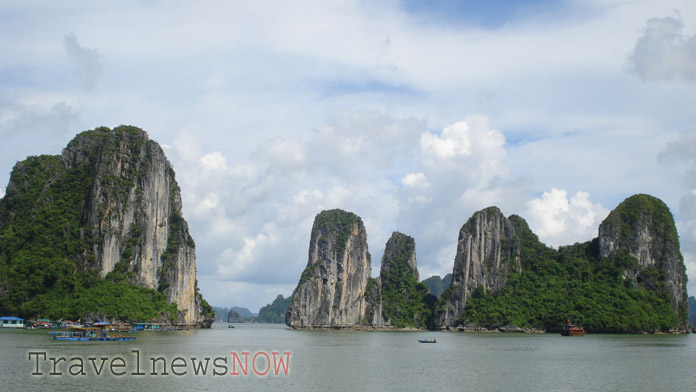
[418,339,437,343]
[53,327,136,341]
[228,324,235,328]
[561,320,585,336]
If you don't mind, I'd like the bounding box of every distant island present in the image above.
[0,126,214,327]
[286,195,690,333]
[213,296,291,324]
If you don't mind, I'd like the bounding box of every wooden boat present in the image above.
[53,327,136,341]
[561,321,585,336]
[418,339,437,343]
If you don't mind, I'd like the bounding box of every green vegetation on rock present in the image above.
[602,194,679,257]
[256,295,292,323]
[379,232,435,328]
[459,230,679,333]
[0,126,199,322]
[312,209,359,258]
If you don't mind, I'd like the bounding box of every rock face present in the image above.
[363,277,386,327]
[437,207,521,328]
[376,232,432,328]
[256,294,292,323]
[598,194,688,327]
[285,209,371,328]
[380,232,419,281]
[0,126,209,326]
[227,309,246,323]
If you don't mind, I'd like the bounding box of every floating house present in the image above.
[133,322,164,330]
[0,316,25,328]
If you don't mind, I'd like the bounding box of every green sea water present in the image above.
[1,323,694,391]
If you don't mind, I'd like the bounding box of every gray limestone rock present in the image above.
[285,209,372,328]
[598,194,688,327]
[436,207,521,328]
[60,126,206,326]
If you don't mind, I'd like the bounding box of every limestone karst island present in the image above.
[0,126,214,328]
[286,200,689,333]
[0,126,691,333]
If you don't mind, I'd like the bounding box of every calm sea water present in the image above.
[1,323,694,391]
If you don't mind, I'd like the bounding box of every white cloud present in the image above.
[169,110,417,309]
[401,172,428,188]
[419,115,507,182]
[395,115,527,275]
[627,14,696,83]
[293,189,324,204]
[421,121,472,159]
[199,151,227,171]
[526,188,610,247]
[63,33,101,90]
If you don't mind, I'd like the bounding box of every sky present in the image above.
[1,0,696,312]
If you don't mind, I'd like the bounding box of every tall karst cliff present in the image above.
[439,194,688,332]
[0,126,212,326]
[598,194,688,327]
[370,232,434,328]
[286,213,434,329]
[436,207,522,328]
[287,194,687,332]
[285,209,371,328]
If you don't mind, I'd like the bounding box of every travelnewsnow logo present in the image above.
[28,350,291,377]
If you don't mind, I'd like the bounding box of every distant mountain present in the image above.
[228,309,248,323]
[256,295,291,323]
[689,297,696,327]
[212,307,229,322]
[422,274,453,299]
[232,307,254,319]
[212,306,255,322]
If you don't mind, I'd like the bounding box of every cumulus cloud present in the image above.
[199,151,228,171]
[627,14,696,83]
[526,188,609,248]
[396,114,526,276]
[168,111,530,308]
[168,110,425,309]
[63,33,101,90]
[401,172,428,188]
[421,122,473,159]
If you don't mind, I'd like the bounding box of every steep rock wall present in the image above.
[437,207,521,328]
[598,194,688,327]
[285,209,371,328]
[377,231,432,328]
[0,126,207,325]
